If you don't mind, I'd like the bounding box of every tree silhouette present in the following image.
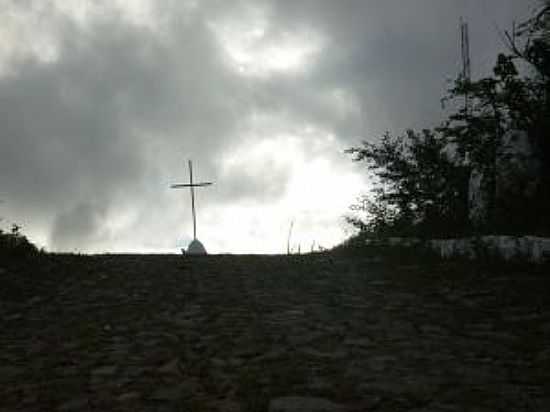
[348,3,550,238]
[346,130,468,238]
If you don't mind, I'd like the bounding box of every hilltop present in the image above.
[1,253,549,411]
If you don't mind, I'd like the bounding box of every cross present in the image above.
[170,160,213,243]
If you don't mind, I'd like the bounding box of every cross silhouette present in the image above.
[170,160,213,251]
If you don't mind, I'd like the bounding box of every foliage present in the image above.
[347,3,550,239]
[505,2,550,77]
[0,224,41,261]
[438,2,550,232]
[346,130,469,238]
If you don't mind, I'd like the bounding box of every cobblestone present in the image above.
[0,254,548,411]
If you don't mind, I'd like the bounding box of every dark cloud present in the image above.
[213,162,291,204]
[0,0,539,252]
[50,202,107,251]
[0,4,251,250]
[267,0,539,135]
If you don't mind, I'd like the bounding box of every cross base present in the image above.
[185,238,207,255]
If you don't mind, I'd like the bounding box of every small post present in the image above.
[287,219,294,255]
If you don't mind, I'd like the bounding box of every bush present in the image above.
[0,224,40,261]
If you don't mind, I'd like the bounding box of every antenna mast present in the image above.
[460,17,471,114]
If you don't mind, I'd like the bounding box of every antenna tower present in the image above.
[460,18,471,114]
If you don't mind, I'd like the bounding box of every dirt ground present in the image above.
[1,253,549,411]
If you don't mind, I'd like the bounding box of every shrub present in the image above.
[0,224,40,261]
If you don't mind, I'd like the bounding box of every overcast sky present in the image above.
[0,0,539,254]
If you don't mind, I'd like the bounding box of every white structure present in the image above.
[467,129,542,229]
[427,236,550,263]
[374,236,550,263]
[187,239,207,255]
[171,160,213,255]
[468,168,489,227]
[496,129,541,203]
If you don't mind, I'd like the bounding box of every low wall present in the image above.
[374,236,550,263]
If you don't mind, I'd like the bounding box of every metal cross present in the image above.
[170,160,213,240]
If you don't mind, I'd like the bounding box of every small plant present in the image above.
[286,219,294,255]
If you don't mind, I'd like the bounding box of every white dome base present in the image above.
[186,239,207,255]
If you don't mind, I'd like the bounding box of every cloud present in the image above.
[0,0,538,253]
[50,202,107,252]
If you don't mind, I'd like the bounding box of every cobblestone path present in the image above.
[1,254,549,411]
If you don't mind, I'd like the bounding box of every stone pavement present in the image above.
[1,254,549,411]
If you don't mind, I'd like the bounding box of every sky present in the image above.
[0,0,540,254]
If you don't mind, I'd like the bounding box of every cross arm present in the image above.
[170,182,213,188]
